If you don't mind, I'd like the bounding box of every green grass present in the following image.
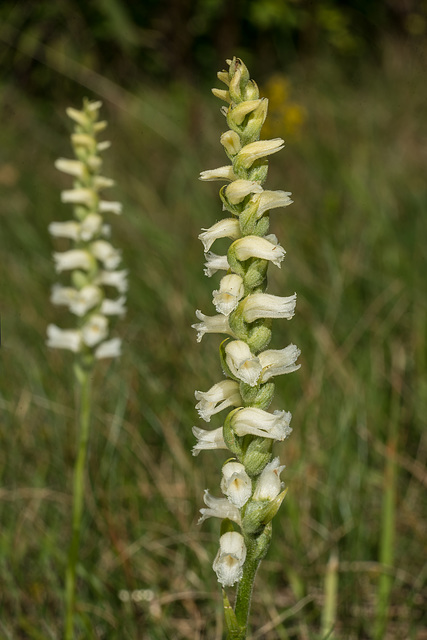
[0,38,426,639]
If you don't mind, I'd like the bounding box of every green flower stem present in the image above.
[232,557,260,637]
[65,364,92,640]
[231,524,272,639]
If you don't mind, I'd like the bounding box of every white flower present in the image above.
[235,138,285,169]
[81,314,108,347]
[101,296,126,317]
[79,213,103,241]
[51,284,102,317]
[225,179,263,205]
[259,344,301,382]
[50,285,77,307]
[55,158,86,178]
[232,235,286,267]
[199,166,237,181]
[95,269,128,293]
[48,221,80,240]
[212,274,244,315]
[86,100,102,112]
[97,140,111,152]
[94,176,115,190]
[46,324,81,352]
[252,457,285,501]
[198,490,241,526]
[90,240,122,269]
[66,106,90,126]
[199,218,241,252]
[53,249,93,273]
[211,88,231,102]
[94,338,122,359]
[220,130,241,155]
[241,292,297,323]
[224,340,262,387]
[231,407,292,441]
[250,190,293,219]
[99,201,122,215]
[192,426,228,456]
[213,532,247,587]
[61,188,95,208]
[71,133,96,149]
[70,285,102,316]
[229,99,265,125]
[195,379,241,422]
[203,252,230,277]
[220,462,252,508]
[192,310,233,343]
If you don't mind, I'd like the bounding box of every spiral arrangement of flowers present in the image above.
[47,99,126,363]
[47,99,126,638]
[193,57,300,635]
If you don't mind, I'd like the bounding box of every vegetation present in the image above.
[0,5,426,638]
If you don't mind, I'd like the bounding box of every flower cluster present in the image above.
[47,100,126,361]
[193,58,300,589]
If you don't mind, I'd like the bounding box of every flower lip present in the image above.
[191,310,233,343]
[192,426,228,456]
[224,340,262,387]
[198,490,241,526]
[231,235,286,268]
[230,407,292,441]
[195,379,241,422]
[213,531,247,587]
[220,461,252,508]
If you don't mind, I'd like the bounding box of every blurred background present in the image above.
[0,1,426,638]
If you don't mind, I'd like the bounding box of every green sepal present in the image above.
[244,98,268,140]
[248,161,269,184]
[241,436,273,476]
[240,381,275,409]
[71,270,90,289]
[222,589,244,639]
[228,58,250,104]
[246,319,272,354]
[243,79,259,101]
[243,258,268,290]
[242,489,288,535]
[223,409,244,457]
[227,305,249,342]
[227,243,246,279]
[251,520,273,562]
[239,200,270,236]
[253,215,270,238]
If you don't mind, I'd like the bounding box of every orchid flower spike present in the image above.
[193,58,301,633]
[47,99,126,360]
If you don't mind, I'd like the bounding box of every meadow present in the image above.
[0,35,426,639]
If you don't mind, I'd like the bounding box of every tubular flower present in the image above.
[212,274,245,315]
[212,531,247,587]
[193,57,300,608]
[195,380,242,422]
[47,99,126,360]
